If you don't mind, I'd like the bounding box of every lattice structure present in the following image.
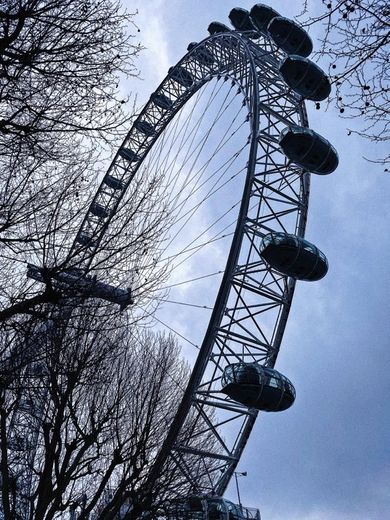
[3,5,339,518]
[140,32,309,499]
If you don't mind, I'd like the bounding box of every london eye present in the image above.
[11,3,339,519]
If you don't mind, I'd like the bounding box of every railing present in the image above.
[240,506,261,520]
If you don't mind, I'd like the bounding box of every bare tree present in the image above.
[0,302,217,519]
[0,0,173,329]
[0,0,141,157]
[0,0,140,243]
[0,1,124,313]
[0,3,191,516]
[299,0,389,165]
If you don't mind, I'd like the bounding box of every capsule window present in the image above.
[280,56,331,101]
[221,362,295,411]
[294,264,309,277]
[192,48,215,67]
[319,251,326,261]
[77,233,96,248]
[104,175,124,191]
[229,7,258,37]
[279,125,338,175]
[261,234,272,248]
[91,203,109,219]
[304,76,316,88]
[268,17,313,57]
[292,68,302,82]
[260,231,328,281]
[273,233,284,245]
[135,120,155,137]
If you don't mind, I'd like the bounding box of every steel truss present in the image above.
[6,29,309,514]
[133,33,310,498]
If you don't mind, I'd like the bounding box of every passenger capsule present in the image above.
[119,148,140,162]
[208,21,231,35]
[229,7,258,37]
[221,363,295,412]
[169,496,250,520]
[260,232,328,281]
[279,125,338,175]
[90,203,110,219]
[151,92,173,110]
[169,66,194,88]
[134,120,155,137]
[268,16,313,57]
[103,174,125,191]
[279,55,331,101]
[187,42,215,66]
[187,496,203,511]
[250,3,280,33]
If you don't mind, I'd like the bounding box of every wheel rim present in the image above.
[75,32,309,498]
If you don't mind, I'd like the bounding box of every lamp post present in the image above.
[234,471,247,511]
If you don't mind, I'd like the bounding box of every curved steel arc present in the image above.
[67,32,251,271]
[7,32,249,513]
[63,30,310,501]
[215,185,311,495]
[215,42,310,496]
[139,34,310,499]
[142,33,261,498]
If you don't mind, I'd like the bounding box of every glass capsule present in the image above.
[119,148,140,162]
[76,232,97,248]
[260,231,329,281]
[229,7,258,38]
[151,92,173,110]
[104,175,125,191]
[187,42,215,66]
[279,125,338,175]
[134,120,155,137]
[169,66,194,88]
[221,363,295,412]
[250,3,280,33]
[268,16,313,57]
[208,21,231,35]
[279,55,331,101]
[168,496,250,520]
[90,203,109,219]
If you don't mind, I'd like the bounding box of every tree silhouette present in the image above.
[1,304,214,519]
[0,0,170,325]
[299,0,389,165]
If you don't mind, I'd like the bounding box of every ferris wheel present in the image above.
[17,2,339,518]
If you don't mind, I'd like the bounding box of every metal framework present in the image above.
[6,27,311,517]
[130,32,310,498]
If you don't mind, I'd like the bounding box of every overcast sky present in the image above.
[122,2,389,519]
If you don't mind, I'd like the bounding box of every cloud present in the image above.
[122,2,390,518]
[130,0,171,100]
